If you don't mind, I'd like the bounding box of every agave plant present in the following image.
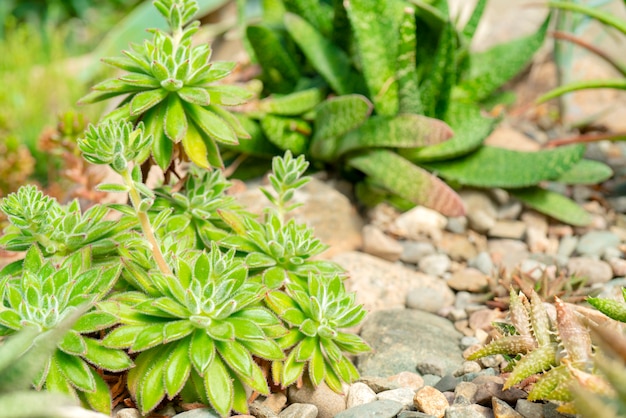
[78,0,251,172]
[221,0,613,225]
[467,288,593,404]
[0,246,132,414]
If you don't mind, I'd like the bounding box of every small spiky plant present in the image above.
[467,288,593,404]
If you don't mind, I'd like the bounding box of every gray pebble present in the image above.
[557,235,578,258]
[172,409,220,418]
[347,382,377,408]
[567,257,614,284]
[401,241,437,264]
[406,287,447,313]
[447,217,468,234]
[421,374,442,387]
[576,231,620,256]
[468,252,494,275]
[377,387,416,410]
[460,336,480,351]
[419,253,451,277]
[334,400,404,418]
[249,401,279,418]
[416,357,448,377]
[115,409,141,418]
[398,412,438,418]
[278,403,318,418]
[453,382,477,406]
[515,399,544,418]
[453,361,482,377]
[434,374,459,392]
[445,404,491,418]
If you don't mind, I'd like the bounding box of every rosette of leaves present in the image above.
[467,288,593,405]
[0,246,132,414]
[99,245,287,416]
[0,305,108,418]
[223,0,613,225]
[266,273,369,392]
[0,184,136,260]
[79,0,251,172]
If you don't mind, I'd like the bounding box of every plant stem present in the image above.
[121,169,173,276]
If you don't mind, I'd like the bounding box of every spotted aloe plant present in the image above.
[467,289,593,405]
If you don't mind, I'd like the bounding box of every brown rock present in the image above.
[388,371,425,390]
[261,392,287,414]
[492,397,524,418]
[362,225,403,261]
[488,221,527,240]
[469,308,504,332]
[447,268,490,293]
[288,379,346,418]
[413,386,449,418]
[437,232,478,261]
[472,375,527,405]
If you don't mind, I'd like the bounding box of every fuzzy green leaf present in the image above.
[164,94,187,143]
[55,351,95,392]
[80,367,112,414]
[259,88,324,116]
[83,337,132,372]
[510,187,592,226]
[190,330,215,375]
[348,149,465,217]
[164,338,192,398]
[178,87,212,106]
[58,331,86,356]
[205,355,233,416]
[186,104,238,146]
[130,89,168,116]
[73,311,118,334]
[136,349,168,414]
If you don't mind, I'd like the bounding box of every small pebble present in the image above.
[417,358,448,377]
[453,361,482,377]
[401,241,437,264]
[398,412,438,418]
[515,399,543,418]
[346,382,377,408]
[362,225,404,261]
[492,398,523,418]
[406,287,447,313]
[452,382,477,405]
[173,409,221,418]
[447,268,489,292]
[262,392,287,413]
[419,253,451,277]
[377,387,417,409]
[288,380,346,418]
[445,404,493,418]
[334,400,404,418]
[249,401,278,418]
[434,374,459,392]
[388,371,425,390]
[567,257,614,284]
[116,409,141,418]
[557,235,578,257]
[447,217,468,234]
[414,386,449,418]
[576,230,621,256]
[278,403,318,418]
[488,220,526,240]
[469,252,495,275]
[460,336,480,351]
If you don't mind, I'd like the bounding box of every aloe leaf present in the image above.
[221,116,281,157]
[402,102,496,161]
[549,1,626,36]
[260,115,310,155]
[510,187,592,226]
[284,0,333,35]
[554,159,613,185]
[345,0,402,116]
[457,16,549,102]
[246,24,300,93]
[462,0,487,41]
[331,0,351,51]
[284,12,354,95]
[348,149,465,216]
[419,20,457,119]
[537,79,626,103]
[258,88,324,116]
[310,94,373,161]
[397,5,422,115]
[587,297,626,323]
[335,114,453,159]
[424,145,585,188]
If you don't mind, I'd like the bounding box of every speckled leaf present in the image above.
[397,5,422,114]
[402,102,496,161]
[335,114,453,159]
[457,16,549,102]
[504,344,558,389]
[527,364,573,401]
[510,187,592,227]
[345,0,402,115]
[554,159,613,185]
[310,94,373,161]
[258,88,324,116]
[587,296,626,322]
[284,0,333,35]
[419,20,456,119]
[461,0,487,41]
[348,149,465,217]
[424,145,585,188]
[246,24,300,93]
[260,115,310,155]
[284,13,353,95]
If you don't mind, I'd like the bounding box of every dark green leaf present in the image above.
[397,5,422,115]
[260,115,310,155]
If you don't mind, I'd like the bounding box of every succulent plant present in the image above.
[0,246,131,414]
[467,288,594,405]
